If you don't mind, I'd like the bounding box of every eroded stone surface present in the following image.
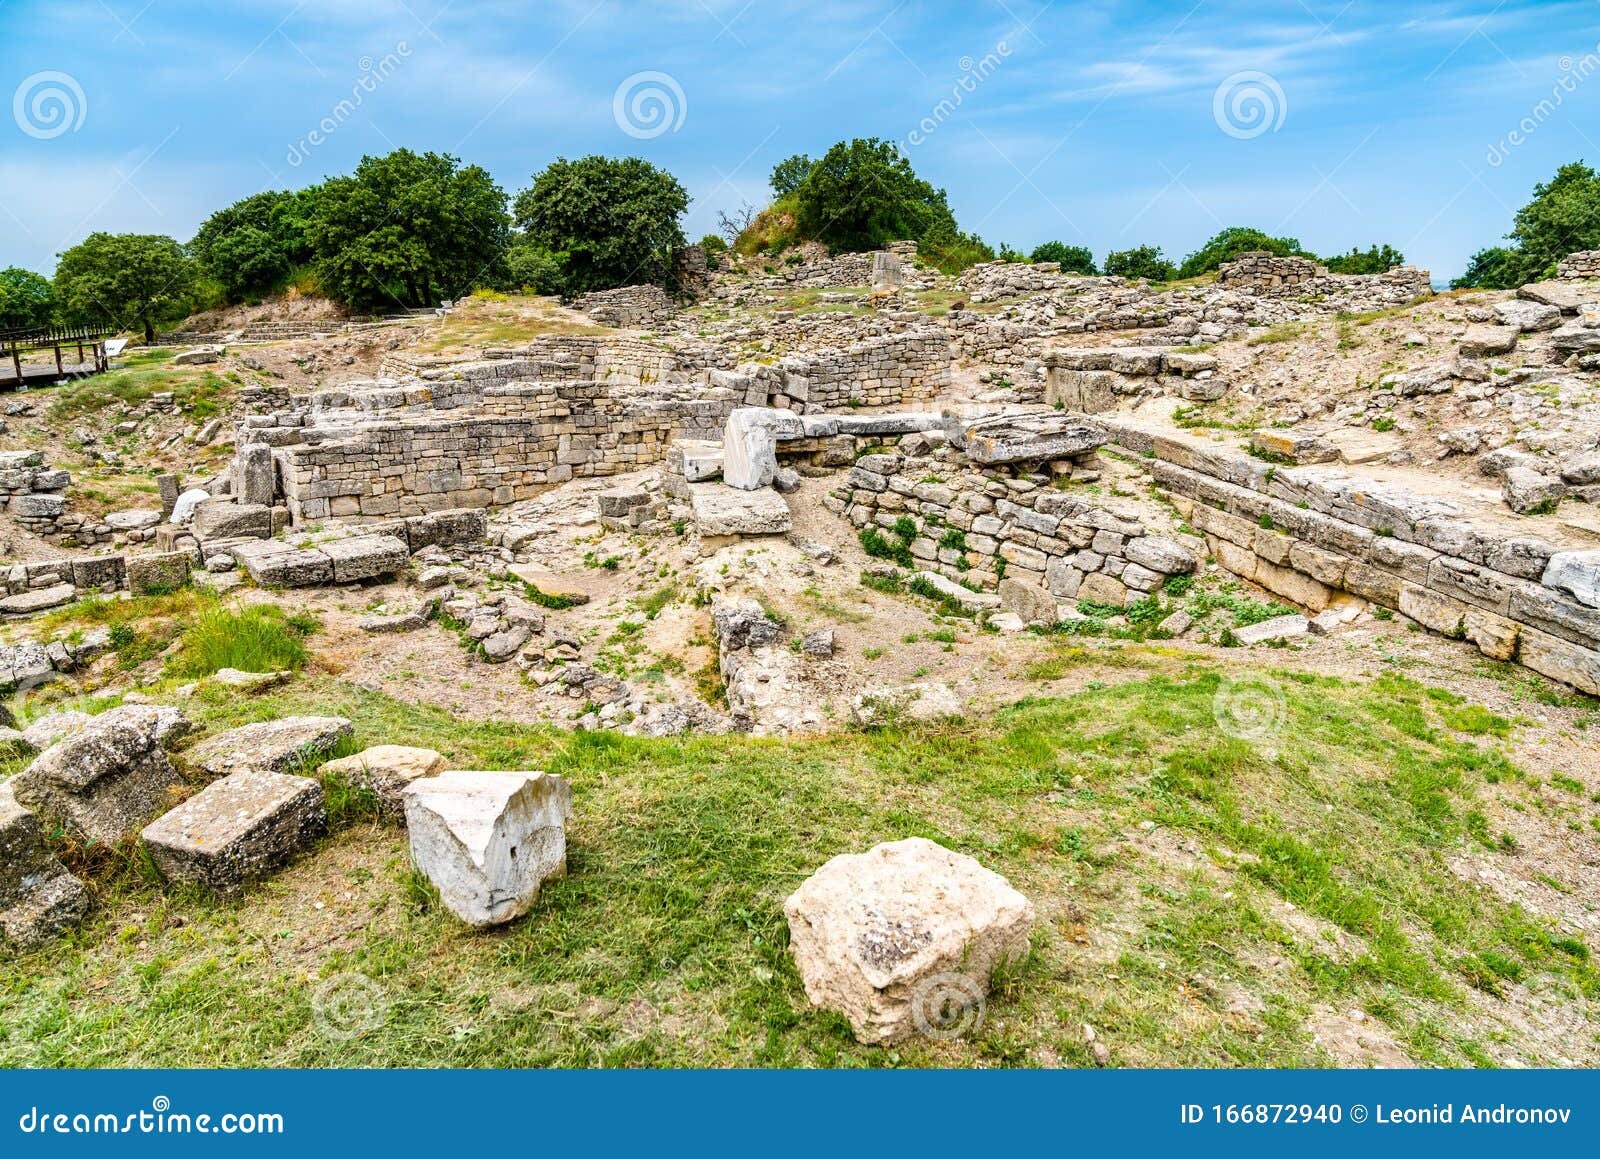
[320,745,446,815]
[186,716,354,777]
[403,770,573,927]
[784,837,1033,1045]
[142,769,327,891]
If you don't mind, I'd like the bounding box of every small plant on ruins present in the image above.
[1373,605,1396,621]
[1162,574,1194,597]
[1372,415,1397,432]
[167,603,314,679]
[860,525,916,569]
[859,570,903,595]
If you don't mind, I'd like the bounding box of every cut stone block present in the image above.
[319,745,446,816]
[946,411,1107,465]
[0,583,75,615]
[321,534,409,583]
[229,540,334,587]
[722,407,803,490]
[998,577,1058,625]
[403,770,574,927]
[186,715,354,777]
[234,443,278,506]
[1232,613,1310,645]
[209,668,291,693]
[909,571,1000,613]
[688,482,792,538]
[126,550,192,594]
[0,785,90,949]
[141,769,326,891]
[191,499,272,540]
[1459,325,1519,357]
[9,707,190,843]
[784,837,1033,1045]
[1543,550,1600,610]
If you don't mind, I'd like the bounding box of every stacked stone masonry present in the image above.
[1099,421,1600,696]
[1217,251,1433,302]
[1557,250,1600,280]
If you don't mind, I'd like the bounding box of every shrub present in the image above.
[792,138,956,254]
[1323,244,1404,274]
[1177,226,1312,279]
[1028,242,1096,273]
[1102,245,1176,282]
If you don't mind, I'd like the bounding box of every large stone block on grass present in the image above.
[403,770,573,927]
[141,769,326,892]
[186,715,354,777]
[784,837,1033,1045]
[321,534,409,583]
[319,745,446,816]
[9,707,190,843]
[0,785,90,949]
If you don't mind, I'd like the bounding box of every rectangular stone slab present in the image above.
[320,534,410,583]
[142,770,327,892]
[688,483,792,538]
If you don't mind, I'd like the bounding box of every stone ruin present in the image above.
[1217,251,1434,303]
[1557,249,1600,280]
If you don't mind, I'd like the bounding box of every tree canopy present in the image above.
[0,267,56,331]
[1323,244,1404,275]
[514,155,688,295]
[769,154,814,198]
[53,233,193,342]
[1029,241,1096,274]
[191,189,320,302]
[1178,227,1310,279]
[307,149,508,310]
[791,138,956,254]
[1454,161,1600,288]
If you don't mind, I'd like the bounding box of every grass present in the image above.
[165,603,317,679]
[0,662,1592,1069]
[45,348,237,421]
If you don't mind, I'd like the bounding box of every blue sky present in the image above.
[3,0,1600,281]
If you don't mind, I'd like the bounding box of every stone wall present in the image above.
[272,380,736,522]
[957,262,1113,300]
[573,284,679,329]
[834,451,1199,616]
[1103,422,1600,695]
[1557,250,1600,280]
[1217,251,1434,307]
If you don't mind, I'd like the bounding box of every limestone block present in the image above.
[998,577,1058,625]
[783,838,1033,1045]
[321,534,409,583]
[186,715,354,777]
[1543,550,1600,610]
[403,771,573,927]
[9,709,188,843]
[723,408,802,490]
[126,550,192,594]
[229,540,334,588]
[191,499,272,541]
[688,483,792,538]
[0,786,89,949]
[141,770,327,892]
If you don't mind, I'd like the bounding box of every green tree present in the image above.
[190,189,320,302]
[502,239,568,296]
[1323,244,1405,274]
[1451,246,1524,290]
[1029,241,1096,274]
[1507,161,1600,277]
[1103,245,1177,282]
[308,149,509,310]
[769,154,814,197]
[792,137,956,254]
[1178,226,1310,279]
[53,233,193,342]
[0,267,56,331]
[514,156,688,295]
